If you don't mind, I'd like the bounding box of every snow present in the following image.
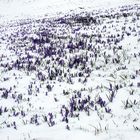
[0,0,140,140]
[0,0,140,22]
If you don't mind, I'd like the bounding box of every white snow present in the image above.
[0,0,140,140]
[0,0,140,22]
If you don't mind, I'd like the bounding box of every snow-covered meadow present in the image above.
[0,0,140,140]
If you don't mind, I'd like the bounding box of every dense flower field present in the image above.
[0,2,140,140]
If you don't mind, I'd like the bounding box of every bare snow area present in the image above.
[0,0,140,22]
[0,0,140,140]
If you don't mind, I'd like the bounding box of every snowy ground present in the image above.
[0,0,140,22]
[0,0,140,140]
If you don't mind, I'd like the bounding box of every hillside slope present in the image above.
[0,1,140,140]
[0,0,140,21]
